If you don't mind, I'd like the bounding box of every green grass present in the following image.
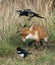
[0,48,55,65]
[0,12,55,65]
[48,12,55,41]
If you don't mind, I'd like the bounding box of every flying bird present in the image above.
[17,47,32,58]
[16,9,45,20]
[16,9,31,17]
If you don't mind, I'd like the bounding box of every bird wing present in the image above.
[24,9,32,12]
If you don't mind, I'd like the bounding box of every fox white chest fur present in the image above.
[25,31,39,40]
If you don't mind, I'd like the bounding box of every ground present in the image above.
[0,43,55,65]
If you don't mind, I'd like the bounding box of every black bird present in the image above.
[17,47,32,58]
[16,9,31,17]
[16,9,45,20]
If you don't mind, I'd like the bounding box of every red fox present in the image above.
[21,24,49,48]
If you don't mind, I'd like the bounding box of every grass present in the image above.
[0,48,55,65]
[0,9,55,65]
[48,12,55,41]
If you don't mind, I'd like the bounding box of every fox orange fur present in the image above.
[21,24,49,47]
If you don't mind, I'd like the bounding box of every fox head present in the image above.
[21,27,30,41]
